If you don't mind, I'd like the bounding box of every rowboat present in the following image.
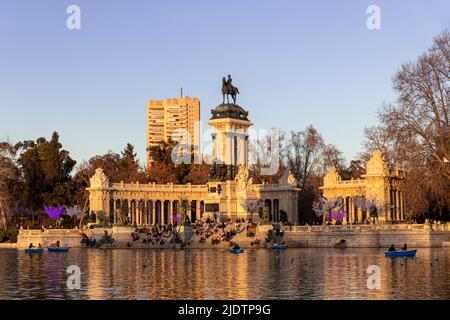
[271,244,288,250]
[229,248,244,254]
[24,248,44,254]
[384,249,417,258]
[48,247,71,253]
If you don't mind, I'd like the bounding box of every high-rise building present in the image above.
[146,97,200,166]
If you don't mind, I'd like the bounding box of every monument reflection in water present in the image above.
[0,248,449,300]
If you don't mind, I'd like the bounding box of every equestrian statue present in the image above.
[222,74,240,104]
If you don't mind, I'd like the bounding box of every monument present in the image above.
[87,76,300,223]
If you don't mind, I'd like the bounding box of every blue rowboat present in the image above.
[229,248,244,254]
[271,245,288,250]
[48,247,71,253]
[384,249,417,258]
[24,248,44,254]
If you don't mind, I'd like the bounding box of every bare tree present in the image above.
[362,30,450,216]
[284,125,345,188]
[248,128,285,183]
[0,142,20,229]
[284,126,325,188]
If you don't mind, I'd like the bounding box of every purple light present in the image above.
[331,210,346,222]
[44,205,64,221]
[172,214,181,224]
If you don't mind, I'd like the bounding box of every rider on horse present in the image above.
[222,74,239,104]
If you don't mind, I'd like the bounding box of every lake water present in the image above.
[0,248,449,300]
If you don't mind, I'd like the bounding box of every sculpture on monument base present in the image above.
[235,164,253,190]
[222,74,240,104]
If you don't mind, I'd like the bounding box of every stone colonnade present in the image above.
[110,198,206,226]
[338,190,405,224]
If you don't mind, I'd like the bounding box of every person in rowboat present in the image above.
[402,243,408,251]
[388,244,396,251]
[28,243,34,249]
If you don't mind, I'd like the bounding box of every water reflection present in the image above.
[0,248,449,300]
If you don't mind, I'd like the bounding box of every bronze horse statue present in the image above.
[222,75,239,104]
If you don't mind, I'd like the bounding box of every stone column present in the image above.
[399,191,404,222]
[187,201,192,221]
[393,190,397,221]
[245,136,249,166]
[348,198,353,225]
[228,132,235,166]
[169,200,173,224]
[145,201,148,225]
[237,134,245,165]
[152,201,156,225]
[135,201,139,225]
[141,201,145,225]
[113,200,117,224]
[131,201,135,225]
[342,198,347,225]
[127,199,132,222]
[139,201,143,226]
[211,134,216,159]
[196,200,201,220]
[161,201,165,225]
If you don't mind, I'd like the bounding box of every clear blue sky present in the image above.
[1,0,449,167]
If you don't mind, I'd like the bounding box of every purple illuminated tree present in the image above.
[331,210,346,224]
[44,205,64,221]
[172,213,181,225]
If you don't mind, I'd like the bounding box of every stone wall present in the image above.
[16,227,135,249]
[14,224,450,249]
[0,243,17,249]
[284,224,450,248]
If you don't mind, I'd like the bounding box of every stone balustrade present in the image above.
[285,223,450,233]
[111,182,208,192]
[10,223,450,250]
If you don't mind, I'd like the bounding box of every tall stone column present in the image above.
[152,201,156,225]
[113,200,117,224]
[225,132,233,165]
[236,134,244,165]
[138,201,142,226]
[131,201,135,225]
[196,200,201,220]
[127,199,132,222]
[245,136,249,166]
[394,190,398,221]
[399,191,404,222]
[342,198,348,225]
[212,134,217,159]
[169,200,173,224]
[187,201,192,221]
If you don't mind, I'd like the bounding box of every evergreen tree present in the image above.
[120,143,139,171]
[17,132,76,209]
